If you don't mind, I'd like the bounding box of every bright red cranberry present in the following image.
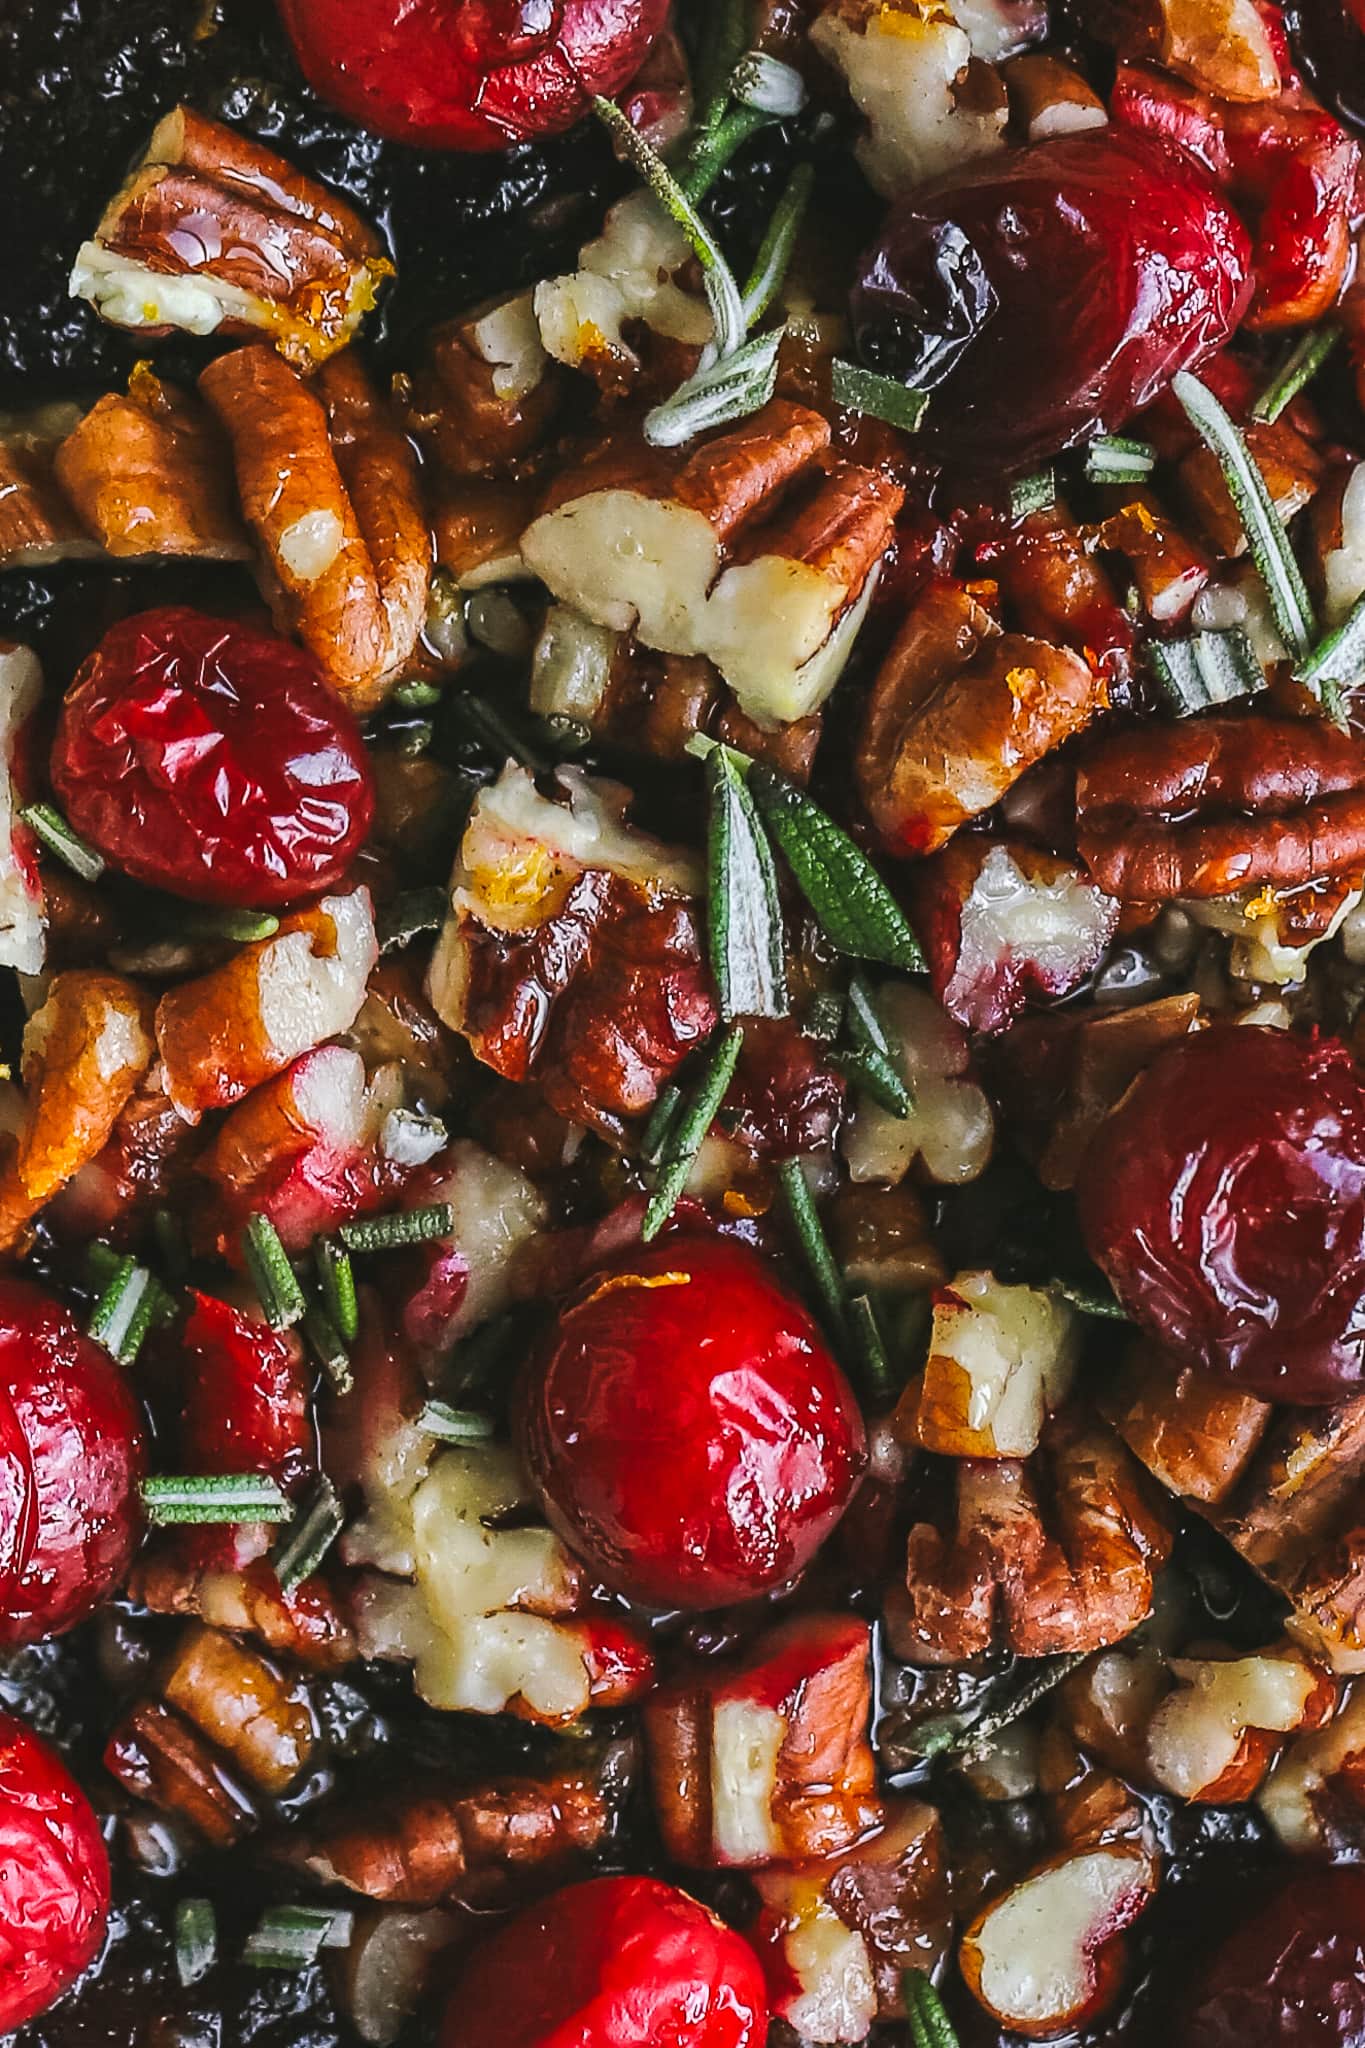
[50,608,373,909]
[1079,1026,1365,1404]
[276,0,670,150]
[1184,1868,1365,2047]
[0,1715,109,2031]
[0,1277,145,1645]
[179,1292,312,1568]
[850,129,1253,470]
[516,1234,867,1611]
[442,1875,768,2048]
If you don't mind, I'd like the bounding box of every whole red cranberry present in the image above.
[850,129,1253,470]
[51,608,373,909]
[516,1234,867,1610]
[1079,1026,1365,1404]
[1184,1868,1365,2047]
[276,0,670,150]
[0,1277,145,1645]
[0,1715,109,2031]
[442,1875,767,2048]
[179,1292,312,1569]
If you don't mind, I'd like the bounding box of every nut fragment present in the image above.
[129,1548,358,1668]
[16,970,156,1206]
[1103,1337,1272,1506]
[54,369,248,560]
[1259,1681,1365,1850]
[411,291,556,477]
[0,404,95,568]
[1004,52,1108,137]
[533,193,711,390]
[1179,415,1323,556]
[842,983,994,1188]
[104,1698,257,1846]
[0,644,44,975]
[895,1272,1081,1460]
[161,1623,316,1796]
[1145,1639,1334,1803]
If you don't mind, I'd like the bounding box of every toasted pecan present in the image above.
[54,368,248,560]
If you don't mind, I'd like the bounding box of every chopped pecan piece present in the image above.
[14,970,156,1206]
[1100,0,1281,100]
[645,1614,879,1868]
[70,106,390,365]
[432,476,539,590]
[1179,414,1323,556]
[1145,1638,1334,1803]
[894,1272,1081,1460]
[105,1698,257,1847]
[859,580,1104,856]
[1103,1337,1273,1505]
[842,983,994,1188]
[1004,52,1109,138]
[992,501,1135,694]
[1087,487,1212,627]
[129,1548,358,1668]
[161,1623,316,1795]
[409,292,556,477]
[46,1078,197,1246]
[0,644,44,975]
[201,347,431,711]
[0,404,94,568]
[53,368,248,560]
[1259,1681,1365,1850]
[533,193,711,392]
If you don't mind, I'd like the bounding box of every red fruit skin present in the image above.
[850,129,1253,470]
[276,0,671,150]
[1079,1026,1365,1404]
[0,1715,109,2032]
[1184,1868,1365,2048]
[442,1875,767,2048]
[51,608,374,909]
[179,1292,313,1568]
[0,1277,145,1646]
[516,1235,867,1611]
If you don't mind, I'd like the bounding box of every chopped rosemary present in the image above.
[903,1650,1088,1765]
[838,975,911,1117]
[801,990,846,1043]
[747,763,926,973]
[706,741,789,1020]
[140,1474,292,1526]
[640,1083,684,1167]
[1009,469,1056,519]
[378,885,448,955]
[1048,1276,1129,1321]
[418,1401,497,1443]
[241,1215,307,1330]
[175,1897,217,1988]
[905,1969,960,2048]
[848,1291,895,1406]
[182,906,280,944]
[644,327,783,448]
[742,162,813,327]
[730,49,806,116]
[87,1255,158,1365]
[391,677,444,711]
[18,802,104,883]
[303,1307,353,1397]
[243,1905,353,1970]
[1252,323,1340,425]
[829,359,930,434]
[642,1024,745,1242]
[339,1204,454,1253]
[776,1157,848,1336]
[271,1475,344,1595]
[1083,433,1156,484]
[1296,586,1365,705]
[1148,627,1267,715]
[315,1238,359,1343]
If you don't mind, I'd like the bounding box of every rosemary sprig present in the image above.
[270,1474,344,1596]
[1083,433,1156,485]
[1252,324,1340,425]
[315,1238,359,1343]
[1148,627,1267,716]
[1296,586,1365,705]
[905,1970,960,2048]
[835,974,911,1117]
[88,1255,160,1366]
[640,1083,684,1167]
[642,1024,745,1241]
[241,1215,307,1331]
[742,161,813,326]
[303,1307,352,1397]
[731,50,806,116]
[1009,469,1055,519]
[243,1905,352,1970]
[175,1898,217,1989]
[417,1401,497,1443]
[18,802,104,883]
[706,741,788,1020]
[378,885,447,954]
[141,1474,292,1526]
[830,359,930,434]
[776,1157,848,1336]
[644,327,783,448]
[748,762,926,973]
[848,1291,896,1405]
[904,1650,1089,1765]
[339,1205,454,1253]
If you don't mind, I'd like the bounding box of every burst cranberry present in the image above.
[0,1277,145,1645]
[276,0,670,150]
[1184,1868,1365,2047]
[516,1235,867,1611]
[179,1292,312,1568]
[850,129,1252,470]
[442,1875,767,2048]
[51,608,373,910]
[1079,1026,1365,1404]
[0,1715,109,2031]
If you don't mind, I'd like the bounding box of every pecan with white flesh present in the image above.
[155,887,378,1121]
[858,580,1104,856]
[432,477,540,591]
[1097,0,1281,99]
[160,1623,317,1796]
[1087,487,1212,627]
[11,971,156,1210]
[70,106,390,365]
[200,346,431,711]
[1104,1338,1273,1507]
[427,764,714,1138]
[53,367,248,561]
[644,1614,880,1869]
[394,1141,547,1359]
[1178,415,1323,557]
[0,644,44,975]
[408,292,556,479]
[532,193,712,392]
[0,404,96,568]
[1144,1638,1335,1803]
[104,1699,257,1847]
[892,1412,1173,1664]
[1003,52,1108,138]
[520,401,902,728]
[129,1549,358,1669]
[1259,1680,1365,1850]
[841,983,994,1188]
[1075,715,1365,902]
[46,1078,197,1246]
[893,1272,1081,1460]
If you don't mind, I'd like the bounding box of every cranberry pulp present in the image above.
[0,1277,145,1645]
[1079,1025,1365,1404]
[275,0,671,150]
[51,608,374,910]
[849,129,1253,471]
[516,1234,867,1611]
[0,1715,110,2032]
[442,1875,769,2048]
[1183,1868,1365,2047]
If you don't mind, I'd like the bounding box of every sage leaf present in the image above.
[749,764,925,972]
[707,743,788,1020]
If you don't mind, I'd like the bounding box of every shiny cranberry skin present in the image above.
[442,1875,767,2048]
[0,1715,109,2031]
[850,129,1253,470]
[276,0,670,150]
[1184,1868,1365,2047]
[0,1277,145,1645]
[51,608,374,909]
[1079,1026,1365,1404]
[516,1234,867,1611]
[180,1292,312,1569]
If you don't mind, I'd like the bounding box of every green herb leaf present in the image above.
[241,1215,307,1331]
[449,691,550,773]
[339,1204,454,1253]
[640,1083,684,1167]
[801,990,845,1043]
[742,162,813,327]
[1083,433,1156,484]
[271,1475,344,1596]
[88,1256,161,1366]
[748,764,925,972]
[1049,1276,1129,1321]
[1296,585,1365,706]
[18,802,104,883]
[1148,627,1266,716]
[302,1307,352,1397]
[417,1401,497,1443]
[833,1046,911,1118]
[842,975,912,1116]
[848,1291,896,1405]
[243,1905,353,1970]
[902,1650,1088,1766]
[707,742,789,1020]
[175,1898,217,1989]
[378,885,448,955]
[1252,323,1340,425]
[776,1157,848,1336]
[141,1474,292,1526]
[830,359,929,434]
[1009,469,1056,519]
[314,1238,359,1343]
[182,906,280,944]
[905,1969,960,2048]
[642,1024,745,1242]
[645,326,783,449]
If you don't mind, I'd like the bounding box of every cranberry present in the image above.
[442,1875,767,2048]
[1184,1868,1365,2047]
[516,1234,867,1611]
[0,1715,109,2031]
[850,129,1253,471]
[0,1277,145,1645]
[51,608,374,910]
[1079,1026,1365,1404]
[276,0,670,150]
[179,1292,312,1568]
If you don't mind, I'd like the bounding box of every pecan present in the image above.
[161,1623,316,1796]
[1003,52,1109,138]
[349,960,462,1113]
[828,1182,948,1296]
[722,1016,846,1160]
[992,501,1135,693]
[14,970,156,1206]
[1145,1638,1334,1804]
[0,403,95,568]
[858,579,1104,856]
[70,106,390,365]
[1076,714,1365,901]
[53,367,247,561]
[1104,1338,1273,1506]
[408,292,555,477]
[46,1078,197,1246]
[532,193,711,393]
[1095,0,1281,99]
[129,1548,358,1668]
[891,1411,1173,1664]
[432,476,539,591]
[1259,1682,1365,1851]
[644,1614,880,1867]
[0,643,44,976]
[894,1273,1081,1461]
[104,1698,257,1847]
[842,982,994,1188]
[1179,415,1324,556]
[1087,487,1212,627]
[200,347,431,711]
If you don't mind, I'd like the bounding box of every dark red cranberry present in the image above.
[51,608,374,910]
[179,1292,312,1568]
[850,129,1253,470]
[0,1715,110,2031]
[1184,1868,1365,2047]
[0,1277,145,1645]
[516,1234,867,1610]
[442,1875,768,2048]
[1079,1026,1365,1403]
[276,0,670,150]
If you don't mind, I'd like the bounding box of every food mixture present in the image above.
[6,0,1365,2043]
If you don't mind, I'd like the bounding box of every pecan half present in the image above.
[105,1699,257,1847]
[70,106,390,365]
[894,1272,1081,1461]
[0,404,95,569]
[129,1548,358,1668]
[54,367,247,561]
[161,1623,316,1796]
[1076,714,1365,901]
[408,292,556,478]
[201,346,431,711]
[1104,1338,1273,1506]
